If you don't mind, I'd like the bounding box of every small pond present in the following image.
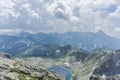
[49,66,73,80]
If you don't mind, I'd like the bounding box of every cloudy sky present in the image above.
[0,0,120,37]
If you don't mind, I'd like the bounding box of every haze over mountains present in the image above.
[0,30,120,57]
[17,30,120,51]
[1,30,120,80]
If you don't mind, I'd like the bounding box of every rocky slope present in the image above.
[70,49,120,80]
[0,53,65,80]
[73,50,113,80]
[90,50,120,80]
[1,48,120,80]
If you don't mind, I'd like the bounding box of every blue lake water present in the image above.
[49,66,73,80]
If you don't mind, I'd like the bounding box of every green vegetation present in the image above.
[73,75,77,80]
[10,68,29,75]
[18,74,36,80]
[10,68,36,80]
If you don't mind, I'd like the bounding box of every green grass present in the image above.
[10,68,37,80]
[18,74,36,80]
[10,68,29,75]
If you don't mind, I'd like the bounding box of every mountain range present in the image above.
[0,30,119,57]
[0,30,120,80]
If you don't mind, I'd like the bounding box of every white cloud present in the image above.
[29,10,39,19]
[0,0,120,37]
[95,26,102,31]
[0,29,21,35]
[35,0,44,3]
[22,3,31,9]
[0,0,15,9]
[0,0,18,18]
[114,27,120,32]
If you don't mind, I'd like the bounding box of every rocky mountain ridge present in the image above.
[90,50,120,80]
[0,53,65,80]
[0,30,119,57]
[1,49,120,80]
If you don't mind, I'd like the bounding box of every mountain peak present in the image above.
[19,31,33,37]
[19,31,29,35]
[97,30,104,33]
[96,30,106,35]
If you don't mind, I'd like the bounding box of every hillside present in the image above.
[0,31,120,80]
[0,53,65,80]
[90,50,120,80]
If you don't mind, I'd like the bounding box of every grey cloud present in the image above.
[54,8,69,20]
[0,0,120,38]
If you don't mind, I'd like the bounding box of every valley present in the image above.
[1,0,120,80]
[0,31,120,80]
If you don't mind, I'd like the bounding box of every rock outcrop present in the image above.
[0,53,65,80]
[90,50,120,80]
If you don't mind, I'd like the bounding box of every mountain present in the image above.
[71,49,120,80]
[90,50,120,80]
[0,30,119,80]
[0,30,119,56]
[54,30,120,51]
[0,53,65,80]
[17,30,120,51]
[19,45,73,58]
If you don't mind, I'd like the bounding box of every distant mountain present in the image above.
[22,30,120,51]
[0,30,119,56]
[54,30,120,51]
[7,31,120,49]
